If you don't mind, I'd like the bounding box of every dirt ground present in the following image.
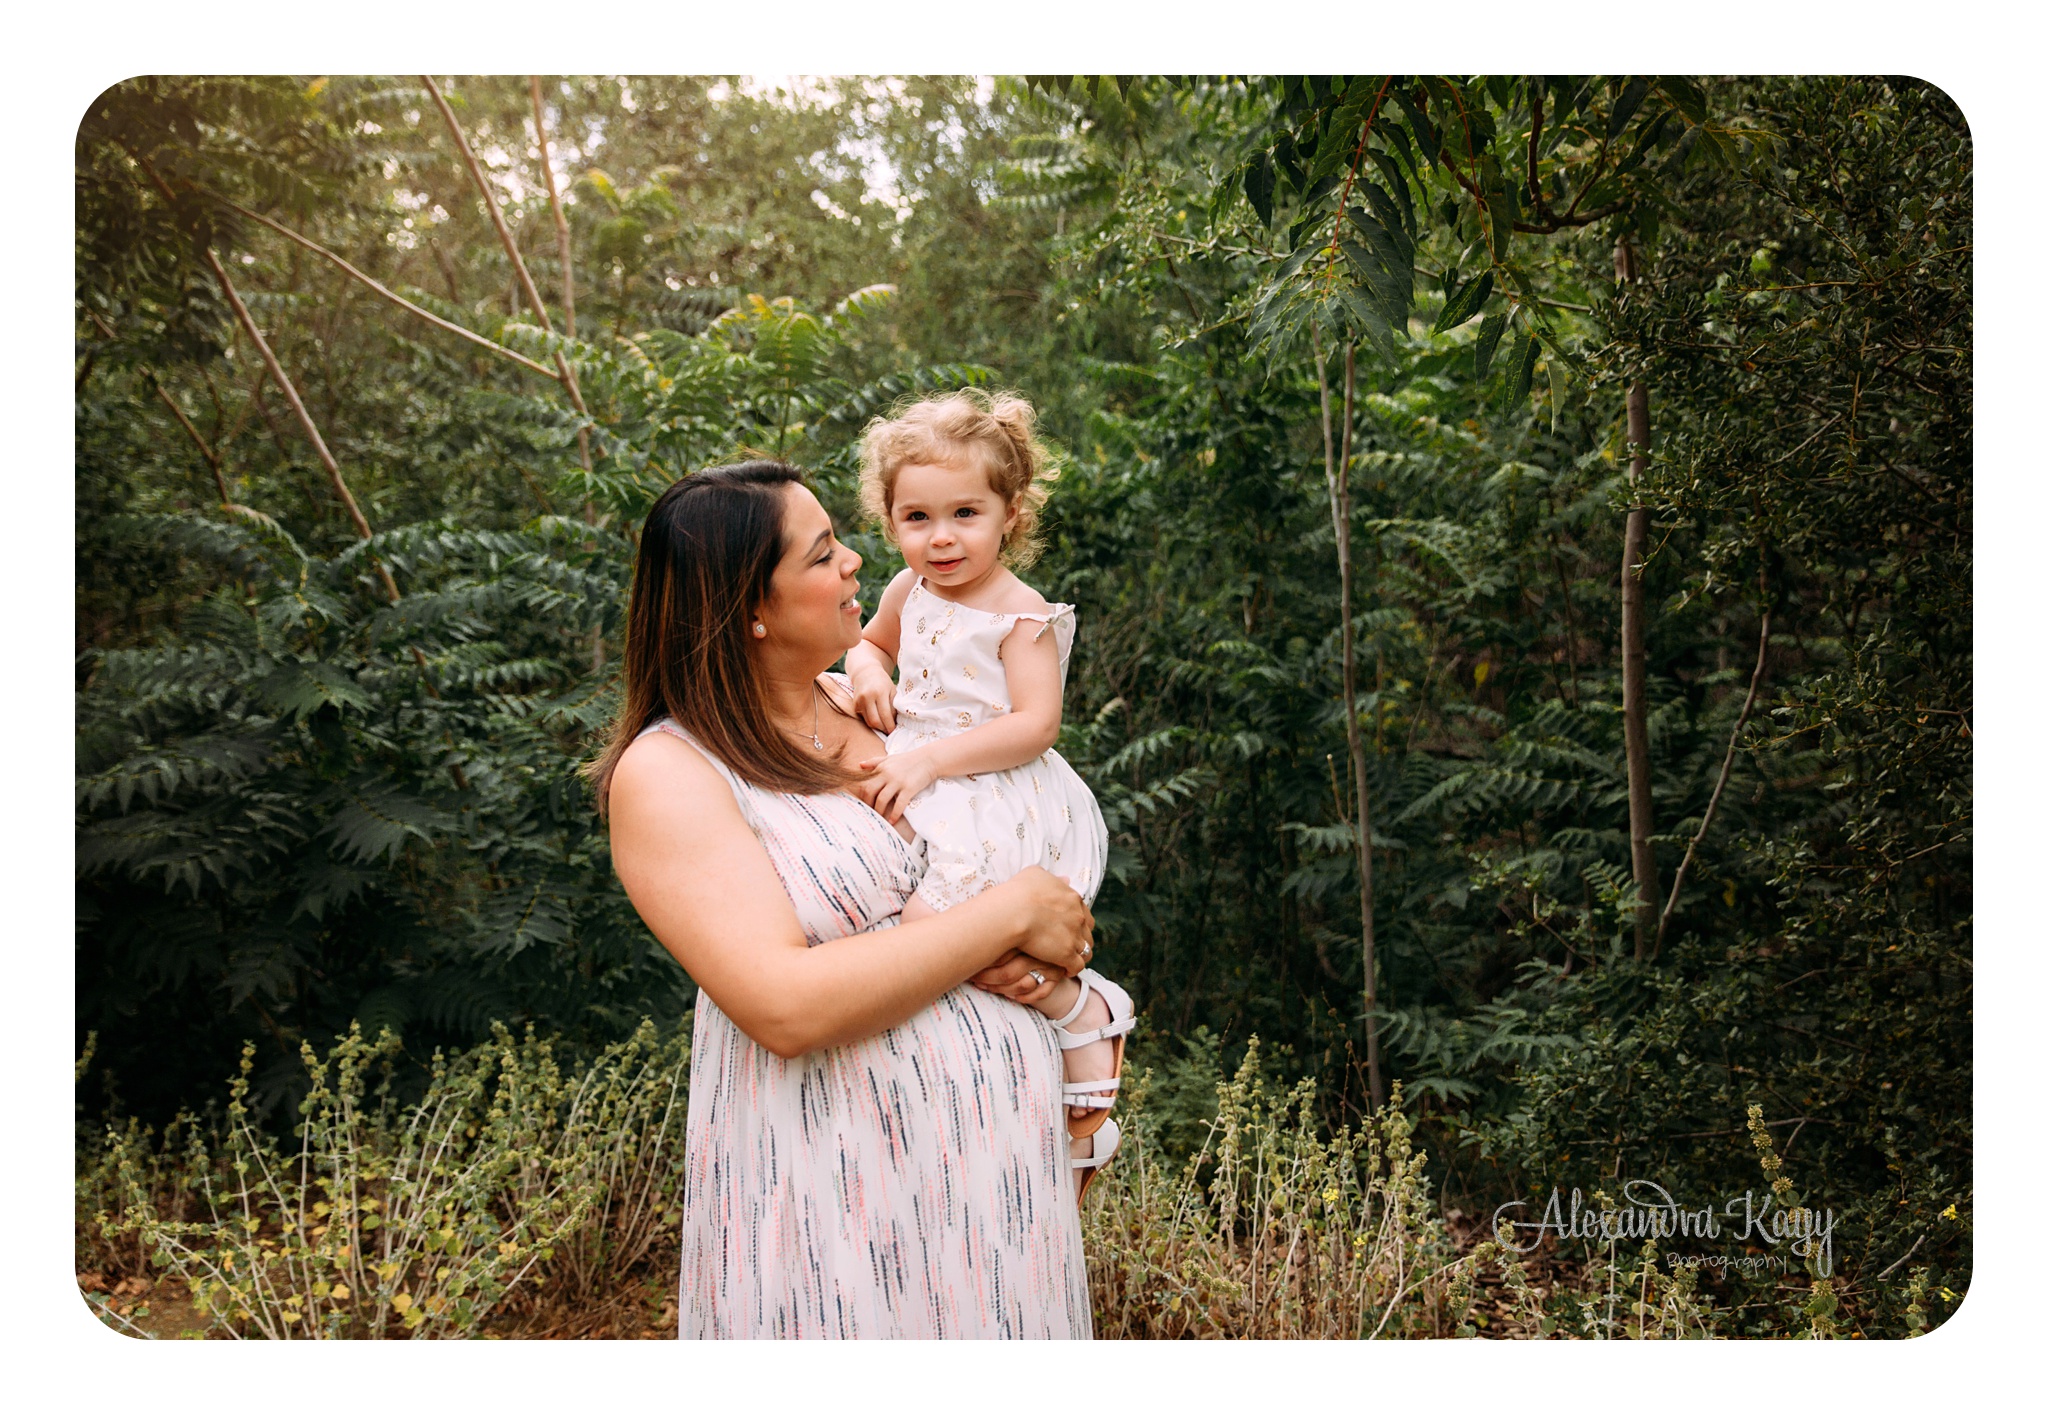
[76,1268,681,1341]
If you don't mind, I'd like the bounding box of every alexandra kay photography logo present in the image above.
[1494,1182,1837,1277]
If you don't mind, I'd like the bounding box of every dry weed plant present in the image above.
[86,1021,686,1339]
[1081,1041,1473,1338]
[81,1025,1907,1339]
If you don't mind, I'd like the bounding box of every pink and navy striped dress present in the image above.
[645,709,1092,1339]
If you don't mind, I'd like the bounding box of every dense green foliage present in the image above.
[77,74,1968,1334]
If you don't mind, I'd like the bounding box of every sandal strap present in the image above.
[1050,972,1095,1030]
[1070,1119,1122,1171]
[1052,969,1136,1046]
[1055,1014,1136,1050]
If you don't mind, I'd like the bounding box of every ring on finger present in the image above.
[1028,970,1047,987]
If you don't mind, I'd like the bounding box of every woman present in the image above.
[593,460,1099,1339]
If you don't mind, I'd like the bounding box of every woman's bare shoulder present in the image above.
[609,728,742,832]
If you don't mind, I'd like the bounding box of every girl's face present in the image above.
[755,483,864,664]
[888,457,1019,593]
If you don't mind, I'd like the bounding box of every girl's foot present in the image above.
[1044,970,1133,1130]
[1057,988,1116,1123]
[1071,1117,1122,1206]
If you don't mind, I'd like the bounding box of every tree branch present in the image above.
[87,309,242,511]
[153,379,234,509]
[1872,1233,1926,1283]
[1657,597,1772,948]
[216,197,559,381]
[203,247,400,604]
[423,75,594,429]
[1320,78,1393,290]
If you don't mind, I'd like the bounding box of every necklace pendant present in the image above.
[812,733,825,751]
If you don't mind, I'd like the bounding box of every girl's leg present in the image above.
[1030,978,1117,1124]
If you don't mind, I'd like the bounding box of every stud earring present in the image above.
[752,623,767,638]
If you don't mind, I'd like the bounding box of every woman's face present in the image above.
[755,483,864,665]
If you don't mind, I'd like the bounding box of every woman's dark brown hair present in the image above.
[587,460,857,812]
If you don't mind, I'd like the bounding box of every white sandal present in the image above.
[1052,968,1135,1140]
[1072,1117,1122,1206]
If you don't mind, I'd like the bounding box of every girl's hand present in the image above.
[970,950,1066,1005]
[848,663,898,733]
[854,750,939,823]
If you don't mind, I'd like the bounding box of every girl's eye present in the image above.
[955,508,976,519]
[905,511,926,522]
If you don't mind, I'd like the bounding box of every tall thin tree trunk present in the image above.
[530,75,604,672]
[1316,329,1384,1110]
[1615,235,1661,959]
[423,75,595,446]
[531,77,577,340]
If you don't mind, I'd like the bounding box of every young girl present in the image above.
[845,390,1133,1197]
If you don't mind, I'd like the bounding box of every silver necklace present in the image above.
[808,682,825,751]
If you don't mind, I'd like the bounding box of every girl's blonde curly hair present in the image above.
[857,388,1059,568]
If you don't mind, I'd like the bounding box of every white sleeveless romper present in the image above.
[885,578,1110,913]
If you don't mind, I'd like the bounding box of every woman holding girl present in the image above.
[598,391,1126,1340]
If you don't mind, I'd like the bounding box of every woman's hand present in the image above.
[854,749,938,823]
[848,662,898,734]
[970,950,1066,1005]
[999,866,1094,978]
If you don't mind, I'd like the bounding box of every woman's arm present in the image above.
[844,569,915,732]
[856,616,1064,822]
[609,729,1091,1058]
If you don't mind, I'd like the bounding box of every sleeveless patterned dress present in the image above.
[885,578,1110,913]
[644,706,1092,1339]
